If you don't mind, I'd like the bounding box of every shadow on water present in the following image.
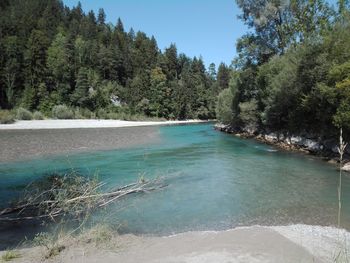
[0,221,44,250]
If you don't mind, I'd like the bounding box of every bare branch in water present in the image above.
[0,173,166,223]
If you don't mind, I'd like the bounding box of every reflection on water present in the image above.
[0,123,349,248]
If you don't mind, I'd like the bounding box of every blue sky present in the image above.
[63,0,247,68]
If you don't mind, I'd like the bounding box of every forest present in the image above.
[216,0,350,139]
[0,0,231,121]
[2,0,350,140]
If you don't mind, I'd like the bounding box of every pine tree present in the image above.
[71,67,90,108]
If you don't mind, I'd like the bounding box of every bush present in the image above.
[16,107,33,120]
[33,111,45,120]
[52,105,74,119]
[81,108,93,119]
[0,110,15,124]
[97,108,108,119]
[74,108,93,119]
[107,112,120,119]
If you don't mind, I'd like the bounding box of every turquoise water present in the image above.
[1,123,349,241]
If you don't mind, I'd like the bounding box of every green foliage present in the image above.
[238,99,259,131]
[216,88,233,124]
[334,101,350,130]
[235,0,333,64]
[52,105,74,119]
[16,107,33,120]
[71,67,91,108]
[2,36,21,108]
[20,86,36,110]
[0,110,15,124]
[215,1,350,139]
[0,1,217,120]
[33,111,45,120]
[217,63,231,91]
[74,108,93,119]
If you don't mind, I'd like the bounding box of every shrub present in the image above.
[73,108,83,119]
[107,112,120,119]
[97,108,108,119]
[33,111,45,120]
[16,107,33,120]
[74,108,93,119]
[0,110,15,124]
[52,105,74,119]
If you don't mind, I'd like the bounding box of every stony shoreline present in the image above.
[214,123,350,171]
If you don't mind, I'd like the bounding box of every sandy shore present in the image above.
[3,224,349,263]
[0,119,206,130]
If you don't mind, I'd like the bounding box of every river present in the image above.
[0,123,349,248]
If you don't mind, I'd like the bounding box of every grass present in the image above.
[78,224,115,247]
[31,223,117,259]
[33,232,60,257]
[1,250,21,262]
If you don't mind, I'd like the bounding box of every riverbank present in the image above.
[0,126,161,163]
[0,119,206,130]
[214,123,350,168]
[2,224,348,263]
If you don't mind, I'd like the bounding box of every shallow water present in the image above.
[0,123,349,246]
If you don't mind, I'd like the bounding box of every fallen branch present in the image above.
[0,173,166,223]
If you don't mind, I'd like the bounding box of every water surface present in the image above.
[0,123,349,245]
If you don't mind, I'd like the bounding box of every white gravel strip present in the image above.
[0,119,206,130]
[272,224,350,262]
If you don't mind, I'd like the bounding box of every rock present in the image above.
[264,133,278,143]
[328,159,338,164]
[290,136,303,145]
[303,139,322,152]
[341,162,350,172]
[214,123,225,130]
[277,133,286,141]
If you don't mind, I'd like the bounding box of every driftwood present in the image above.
[0,173,166,222]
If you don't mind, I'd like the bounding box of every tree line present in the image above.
[217,0,350,139]
[0,0,231,120]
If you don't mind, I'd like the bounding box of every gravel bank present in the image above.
[0,126,159,163]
